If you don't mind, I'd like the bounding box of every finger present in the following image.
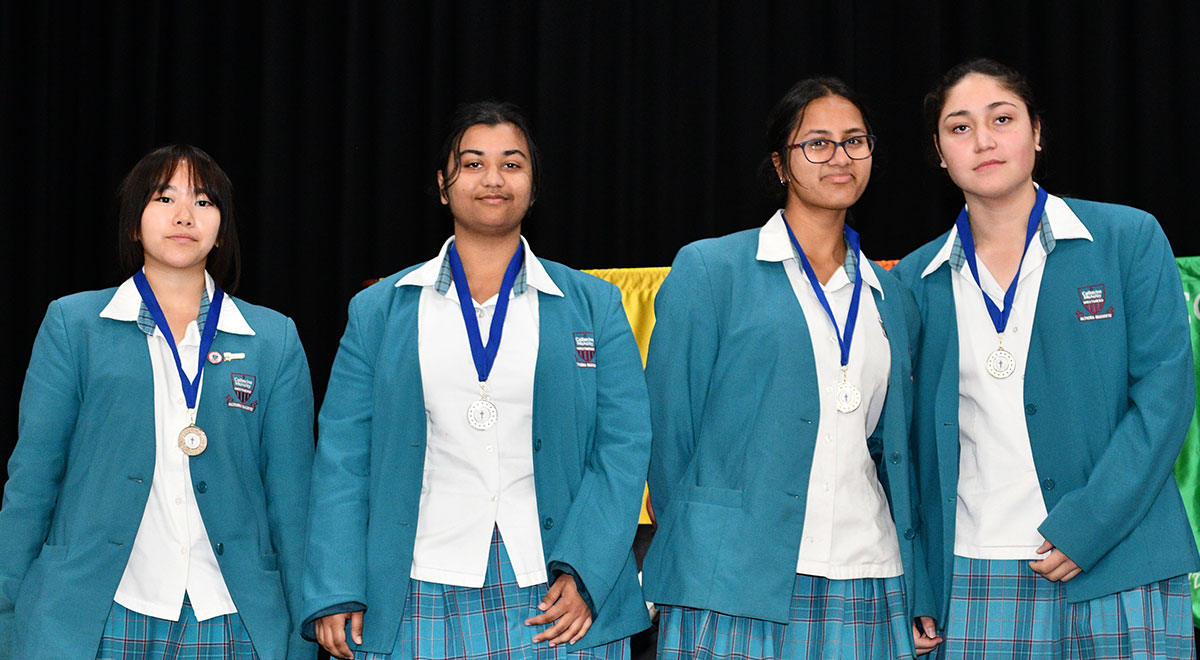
[1035,540,1053,554]
[351,611,364,645]
[1047,560,1080,582]
[533,615,571,644]
[569,615,593,644]
[527,598,570,628]
[550,613,586,646]
[1061,566,1083,582]
[539,579,565,612]
[919,615,937,639]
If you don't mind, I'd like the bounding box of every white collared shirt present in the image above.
[757,212,903,579]
[101,271,256,622]
[920,190,1094,559]
[398,236,564,588]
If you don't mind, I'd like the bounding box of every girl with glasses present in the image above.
[642,77,941,659]
[893,58,1198,658]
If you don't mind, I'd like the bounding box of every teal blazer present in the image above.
[893,198,1200,620]
[640,228,935,624]
[300,259,652,654]
[0,288,316,659]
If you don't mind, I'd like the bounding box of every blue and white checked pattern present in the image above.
[656,575,914,660]
[941,556,1194,659]
[434,244,529,297]
[137,289,212,337]
[96,596,258,660]
[948,212,1056,272]
[354,528,627,660]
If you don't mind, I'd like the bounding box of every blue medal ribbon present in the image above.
[954,185,1048,336]
[132,270,225,414]
[447,241,525,385]
[782,213,863,370]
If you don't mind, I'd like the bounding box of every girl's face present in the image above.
[774,95,873,215]
[138,162,221,274]
[438,122,533,238]
[935,72,1041,202]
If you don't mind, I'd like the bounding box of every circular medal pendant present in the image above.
[986,348,1016,379]
[836,382,862,413]
[178,424,208,456]
[467,399,498,430]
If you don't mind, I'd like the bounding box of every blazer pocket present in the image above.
[676,484,743,508]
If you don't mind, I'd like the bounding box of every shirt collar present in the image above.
[756,211,885,297]
[396,235,564,298]
[99,270,255,336]
[919,186,1093,278]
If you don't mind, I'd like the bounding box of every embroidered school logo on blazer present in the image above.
[1076,284,1116,322]
[573,331,596,367]
[226,373,259,411]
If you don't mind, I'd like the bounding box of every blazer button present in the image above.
[1042,479,1055,490]
[196,481,208,494]
[903,528,916,540]
[543,517,554,530]
[889,452,901,464]
[534,438,542,451]
[215,542,224,556]
[1025,403,1038,416]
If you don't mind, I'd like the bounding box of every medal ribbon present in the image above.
[448,241,525,385]
[132,270,225,413]
[954,185,1048,335]
[782,213,863,369]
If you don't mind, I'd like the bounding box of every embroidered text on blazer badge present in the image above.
[573,332,596,368]
[226,373,259,411]
[1076,284,1115,322]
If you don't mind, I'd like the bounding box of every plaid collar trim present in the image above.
[433,248,529,298]
[137,288,211,337]
[947,211,1055,272]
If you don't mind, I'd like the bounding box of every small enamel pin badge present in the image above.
[573,332,596,368]
[208,351,247,365]
[225,373,259,412]
[1076,284,1115,322]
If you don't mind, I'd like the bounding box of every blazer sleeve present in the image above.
[545,283,652,615]
[0,301,80,655]
[644,244,720,514]
[300,296,374,637]
[1038,214,1195,570]
[259,318,317,658]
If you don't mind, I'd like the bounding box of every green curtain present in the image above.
[1173,256,1200,625]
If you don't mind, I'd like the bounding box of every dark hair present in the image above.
[759,77,873,200]
[924,58,1042,158]
[435,100,542,204]
[117,144,241,293]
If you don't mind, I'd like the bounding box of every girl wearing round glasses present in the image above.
[642,77,941,659]
[893,58,1197,658]
[0,145,315,659]
[301,101,651,659]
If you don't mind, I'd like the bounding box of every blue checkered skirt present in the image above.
[355,529,629,659]
[941,555,1194,659]
[656,574,914,659]
[95,596,258,660]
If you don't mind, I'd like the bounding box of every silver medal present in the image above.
[836,381,862,413]
[467,399,497,430]
[986,347,1016,379]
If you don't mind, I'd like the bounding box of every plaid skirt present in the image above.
[656,574,915,659]
[95,596,258,660]
[355,528,629,659]
[941,555,1195,659]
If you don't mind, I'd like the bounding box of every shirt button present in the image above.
[824,434,832,442]
[491,495,498,502]
[175,496,183,505]
[179,547,187,555]
[476,308,486,319]
[543,517,554,530]
[825,386,833,394]
[823,483,830,492]
[176,396,185,405]
[1025,403,1038,416]
[486,445,494,452]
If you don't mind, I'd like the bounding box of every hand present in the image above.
[314,610,363,660]
[1029,541,1082,582]
[912,616,942,656]
[525,573,593,646]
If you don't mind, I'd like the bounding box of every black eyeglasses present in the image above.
[788,135,876,164]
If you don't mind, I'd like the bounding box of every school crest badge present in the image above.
[573,332,596,368]
[226,373,259,412]
[1076,284,1115,322]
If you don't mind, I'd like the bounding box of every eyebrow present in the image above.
[800,128,868,139]
[457,148,529,159]
[944,100,1019,121]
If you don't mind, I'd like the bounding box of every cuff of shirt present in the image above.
[548,561,594,614]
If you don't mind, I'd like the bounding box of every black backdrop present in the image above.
[3,1,1199,509]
